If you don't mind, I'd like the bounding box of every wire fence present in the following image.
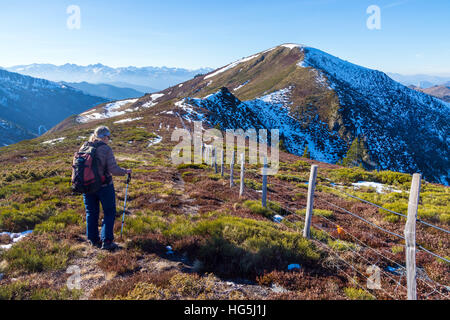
[199,147,449,299]
[319,178,450,235]
[256,170,450,263]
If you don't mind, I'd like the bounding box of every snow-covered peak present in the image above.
[280,43,305,50]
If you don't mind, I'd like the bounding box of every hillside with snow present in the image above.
[0,69,107,146]
[125,44,449,185]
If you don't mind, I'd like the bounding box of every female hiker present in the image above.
[78,126,132,250]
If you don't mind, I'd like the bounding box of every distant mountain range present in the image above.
[60,81,146,101]
[0,69,107,146]
[387,73,450,88]
[5,63,213,93]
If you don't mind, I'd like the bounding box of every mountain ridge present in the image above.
[60,81,147,101]
[127,43,449,185]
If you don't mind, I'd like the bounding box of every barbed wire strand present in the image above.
[257,172,450,235]
[250,170,450,237]
[316,197,450,264]
[319,179,450,235]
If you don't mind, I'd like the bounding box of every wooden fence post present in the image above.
[262,156,268,208]
[239,153,245,197]
[230,151,235,187]
[303,165,318,239]
[405,173,421,300]
[210,147,214,167]
[201,143,205,164]
[221,149,224,177]
[214,147,218,173]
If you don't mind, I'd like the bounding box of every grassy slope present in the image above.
[0,104,448,300]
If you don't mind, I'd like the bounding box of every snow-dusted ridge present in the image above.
[205,54,260,80]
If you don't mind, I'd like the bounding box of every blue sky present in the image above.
[1,0,449,75]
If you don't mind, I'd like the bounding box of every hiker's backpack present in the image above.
[71,141,107,194]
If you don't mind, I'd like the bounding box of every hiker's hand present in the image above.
[126,169,132,174]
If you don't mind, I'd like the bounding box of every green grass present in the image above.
[243,200,272,218]
[328,168,411,187]
[123,212,169,236]
[117,127,157,142]
[0,201,58,232]
[1,237,78,273]
[244,179,263,190]
[296,208,334,218]
[0,281,82,300]
[34,209,82,233]
[344,287,375,300]
[328,239,357,252]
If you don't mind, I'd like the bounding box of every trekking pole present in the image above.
[120,173,131,239]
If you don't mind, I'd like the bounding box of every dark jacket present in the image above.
[81,141,127,185]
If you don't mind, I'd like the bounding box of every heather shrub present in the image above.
[0,281,82,300]
[189,215,320,278]
[344,287,375,300]
[2,238,77,273]
[98,251,139,275]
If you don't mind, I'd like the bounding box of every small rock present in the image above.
[271,283,288,293]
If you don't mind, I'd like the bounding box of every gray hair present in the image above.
[89,126,111,142]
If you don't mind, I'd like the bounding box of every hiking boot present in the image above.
[88,239,102,248]
[101,240,118,251]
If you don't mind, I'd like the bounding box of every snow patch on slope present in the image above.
[205,54,260,80]
[233,80,250,92]
[77,98,138,123]
[351,181,402,194]
[114,117,143,124]
[42,137,65,145]
[148,134,162,147]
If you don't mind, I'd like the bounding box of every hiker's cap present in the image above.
[94,126,111,139]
